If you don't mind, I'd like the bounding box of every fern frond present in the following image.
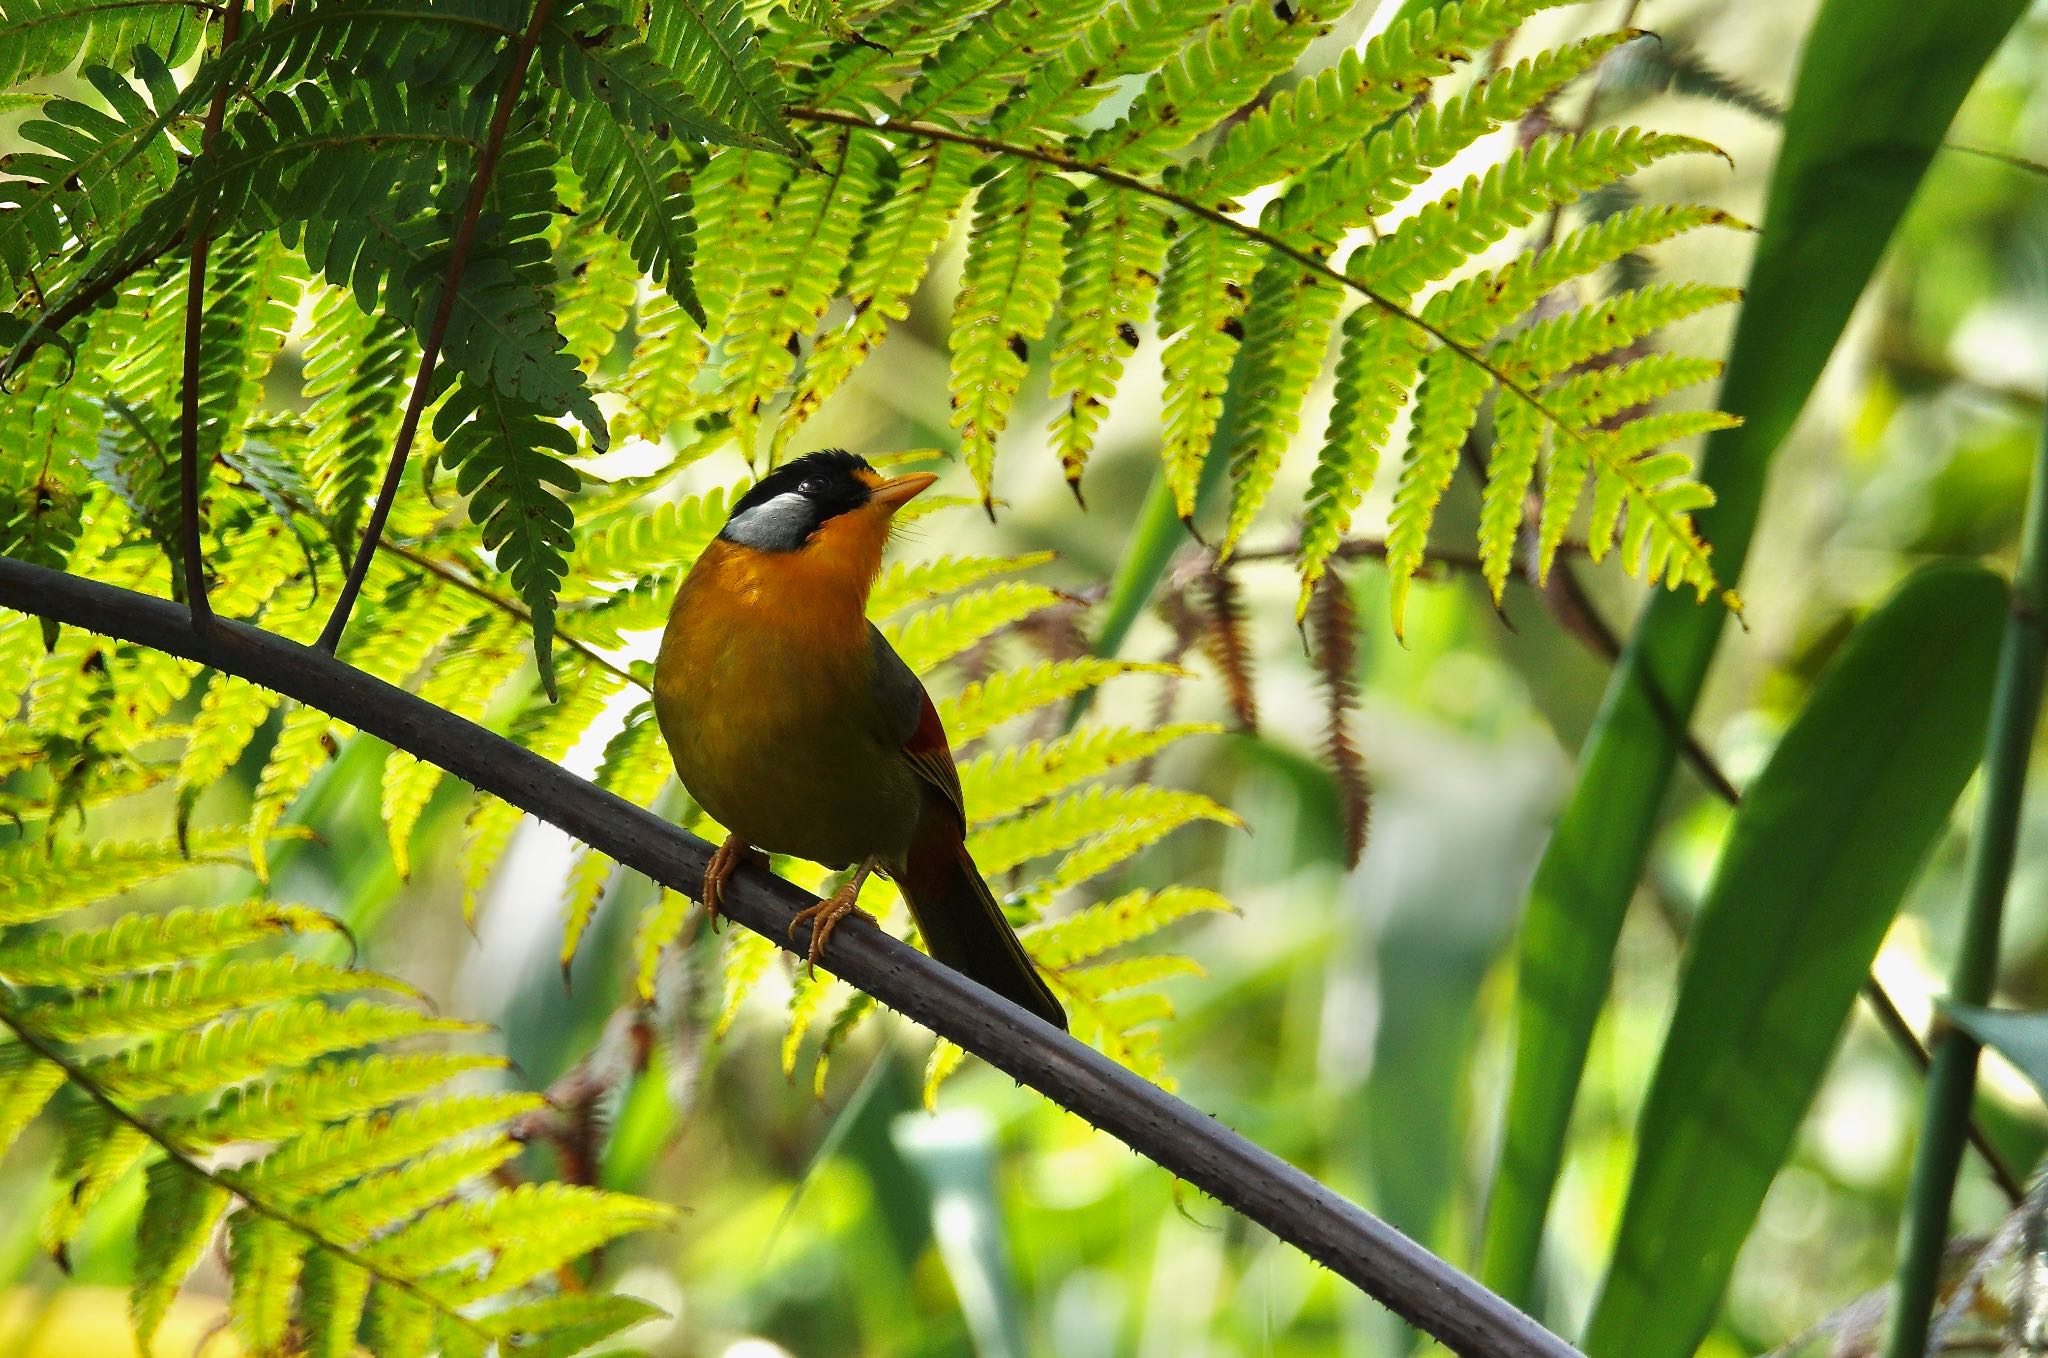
[241,1092,544,1198]
[948,164,1069,503]
[883,580,1063,669]
[1156,221,1259,516]
[1478,391,1544,601]
[645,0,804,155]
[869,550,1054,618]
[0,1044,66,1162]
[938,657,1177,744]
[552,95,705,324]
[133,1161,230,1351]
[1047,187,1170,490]
[776,142,975,448]
[990,0,1234,137]
[1296,311,1426,604]
[177,1052,509,1146]
[227,1211,307,1354]
[563,701,673,967]
[630,888,695,1001]
[1217,261,1346,554]
[1184,0,1575,200]
[970,784,1236,876]
[1491,280,1741,382]
[612,291,710,445]
[1309,569,1369,866]
[0,829,250,926]
[961,723,1220,822]
[1026,886,1232,969]
[32,957,399,1042]
[1384,346,1492,634]
[0,0,205,87]
[301,288,412,553]
[897,0,1100,121]
[248,705,344,879]
[431,383,581,698]
[1071,0,1344,176]
[715,130,885,452]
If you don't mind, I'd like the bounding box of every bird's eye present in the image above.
[799,478,825,497]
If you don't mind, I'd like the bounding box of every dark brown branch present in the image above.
[313,0,560,656]
[0,555,1583,1358]
[177,0,247,628]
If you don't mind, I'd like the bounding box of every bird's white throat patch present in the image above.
[721,491,814,552]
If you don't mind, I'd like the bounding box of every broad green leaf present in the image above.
[1478,0,2031,1304]
[1940,1003,2048,1109]
[1580,564,2005,1357]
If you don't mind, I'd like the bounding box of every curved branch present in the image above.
[0,555,1582,1358]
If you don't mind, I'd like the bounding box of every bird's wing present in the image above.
[869,625,966,824]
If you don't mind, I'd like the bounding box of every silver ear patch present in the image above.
[721,491,815,551]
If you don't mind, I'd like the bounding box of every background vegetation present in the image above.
[3,0,2047,1353]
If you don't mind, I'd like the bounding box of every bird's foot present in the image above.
[701,834,764,930]
[788,860,877,975]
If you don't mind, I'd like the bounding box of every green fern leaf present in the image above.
[869,550,1054,617]
[176,1053,509,1147]
[133,1160,230,1352]
[1156,221,1259,517]
[1384,345,1493,635]
[715,130,886,452]
[1218,261,1345,554]
[564,702,673,968]
[33,957,400,1042]
[303,1140,524,1245]
[692,149,801,330]
[960,723,1220,822]
[42,1108,151,1253]
[1071,0,1345,175]
[299,1253,373,1358]
[1492,281,1742,383]
[897,0,1101,121]
[551,97,705,325]
[0,829,250,927]
[718,930,777,1038]
[1296,309,1425,607]
[367,1285,437,1356]
[630,888,695,1002]
[646,0,803,154]
[990,0,1233,136]
[948,165,1069,504]
[938,657,1175,744]
[777,143,976,449]
[490,1293,666,1357]
[1025,885,1231,968]
[360,1182,669,1301]
[431,384,581,699]
[0,0,205,87]
[1047,187,1170,490]
[248,705,345,879]
[1477,392,1544,603]
[242,1097,544,1204]
[0,1043,66,1162]
[1018,792,1239,904]
[1185,0,1574,200]
[970,784,1236,876]
[882,581,1063,670]
[89,1000,478,1103]
[228,1212,307,1355]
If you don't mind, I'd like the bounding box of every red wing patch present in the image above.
[902,689,967,824]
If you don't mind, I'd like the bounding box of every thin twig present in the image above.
[0,556,1585,1358]
[313,0,560,656]
[176,0,247,629]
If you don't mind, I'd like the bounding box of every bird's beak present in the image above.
[870,472,939,511]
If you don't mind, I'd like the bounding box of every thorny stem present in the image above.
[313,0,560,657]
[176,0,246,628]
[0,1004,503,1344]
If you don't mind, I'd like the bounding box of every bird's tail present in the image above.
[898,822,1067,1031]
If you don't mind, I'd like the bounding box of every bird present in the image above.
[652,449,1068,1030]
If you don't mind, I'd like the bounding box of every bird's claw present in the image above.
[700,834,763,931]
[788,881,874,975]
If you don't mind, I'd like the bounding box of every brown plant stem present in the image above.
[0,554,1583,1358]
[176,0,246,627]
[313,0,560,657]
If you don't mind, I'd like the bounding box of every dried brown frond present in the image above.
[1310,568,1371,869]
[1196,554,1257,733]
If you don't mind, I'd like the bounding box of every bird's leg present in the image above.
[700,833,764,930]
[788,858,879,974]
